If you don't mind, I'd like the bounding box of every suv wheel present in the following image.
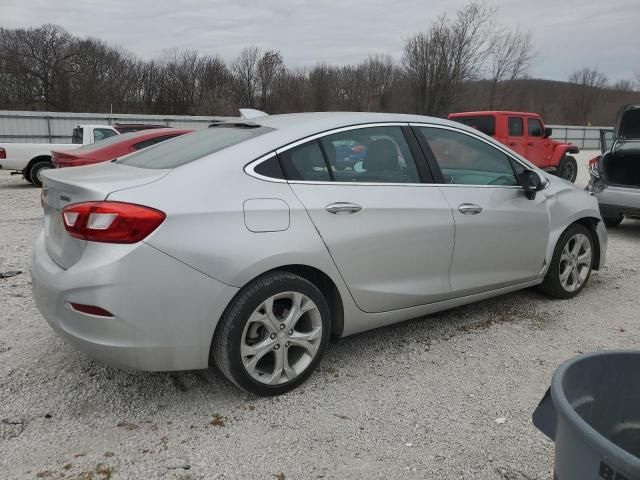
[557,155,578,183]
[603,214,623,228]
[212,271,331,396]
[541,224,593,299]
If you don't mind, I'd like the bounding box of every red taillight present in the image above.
[0,147,6,159]
[61,201,165,243]
[70,303,113,317]
[54,154,88,168]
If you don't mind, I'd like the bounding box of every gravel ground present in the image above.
[1,151,638,480]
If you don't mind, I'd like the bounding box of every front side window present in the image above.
[508,117,524,137]
[418,127,518,186]
[450,116,496,136]
[528,118,543,137]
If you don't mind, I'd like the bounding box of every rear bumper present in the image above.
[589,184,640,217]
[31,233,239,371]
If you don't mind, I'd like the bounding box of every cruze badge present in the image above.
[59,193,71,202]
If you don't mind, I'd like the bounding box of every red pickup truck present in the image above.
[448,111,579,182]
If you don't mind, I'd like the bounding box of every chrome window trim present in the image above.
[245,122,412,184]
[244,121,549,191]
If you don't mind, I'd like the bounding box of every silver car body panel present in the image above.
[32,112,607,370]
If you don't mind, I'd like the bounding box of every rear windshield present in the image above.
[70,131,139,152]
[116,125,274,169]
[450,116,496,136]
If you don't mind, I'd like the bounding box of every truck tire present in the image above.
[557,155,578,183]
[28,159,54,187]
[22,168,35,185]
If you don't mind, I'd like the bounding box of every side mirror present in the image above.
[520,169,545,200]
[544,127,553,138]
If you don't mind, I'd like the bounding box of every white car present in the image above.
[32,112,607,395]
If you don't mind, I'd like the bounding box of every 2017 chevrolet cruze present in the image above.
[32,112,607,395]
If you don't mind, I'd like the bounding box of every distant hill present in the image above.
[451,78,640,126]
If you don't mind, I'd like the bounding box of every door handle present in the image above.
[508,142,517,147]
[458,203,483,215]
[326,202,362,215]
[527,143,534,146]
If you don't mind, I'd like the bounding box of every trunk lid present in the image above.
[40,162,169,269]
[615,105,640,140]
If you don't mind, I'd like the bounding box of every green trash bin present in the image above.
[533,351,640,480]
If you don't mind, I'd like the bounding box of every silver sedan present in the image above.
[31,112,607,395]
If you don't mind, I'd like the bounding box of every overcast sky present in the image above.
[1,0,638,82]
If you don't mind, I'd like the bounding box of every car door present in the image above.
[525,117,553,167]
[413,124,550,296]
[279,124,455,313]
[506,116,527,157]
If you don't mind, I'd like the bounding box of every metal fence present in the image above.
[0,110,233,143]
[0,110,609,149]
[547,125,607,150]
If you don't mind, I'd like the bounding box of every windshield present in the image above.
[116,125,275,169]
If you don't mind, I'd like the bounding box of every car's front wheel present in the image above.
[212,271,331,396]
[541,224,594,299]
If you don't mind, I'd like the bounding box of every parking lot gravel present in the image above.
[1,152,638,480]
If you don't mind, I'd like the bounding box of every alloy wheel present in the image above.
[558,233,592,292]
[241,291,323,385]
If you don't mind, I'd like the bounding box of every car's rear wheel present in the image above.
[602,214,623,228]
[541,224,593,299]
[557,155,578,183]
[212,271,331,396]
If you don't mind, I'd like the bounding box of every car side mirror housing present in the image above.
[544,127,553,138]
[520,169,545,200]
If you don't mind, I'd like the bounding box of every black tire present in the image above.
[212,271,331,396]
[28,160,54,187]
[557,155,578,183]
[22,168,35,185]
[603,215,623,228]
[541,224,594,299]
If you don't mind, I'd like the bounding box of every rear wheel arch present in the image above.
[210,264,345,364]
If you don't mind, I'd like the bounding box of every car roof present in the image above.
[217,111,467,146]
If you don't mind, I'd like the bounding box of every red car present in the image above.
[448,111,580,183]
[53,128,194,168]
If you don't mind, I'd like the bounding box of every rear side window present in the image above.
[72,127,83,144]
[279,141,331,182]
[508,117,524,136]
[450,116,496,136]
[117,126,274,169]
[528,118,543,137]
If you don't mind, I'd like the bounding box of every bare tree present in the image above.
[257,50,284,111]
[231,46,260,107]
[402,2,494,116]
[486,27,534,109]
[568,67,608,124]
